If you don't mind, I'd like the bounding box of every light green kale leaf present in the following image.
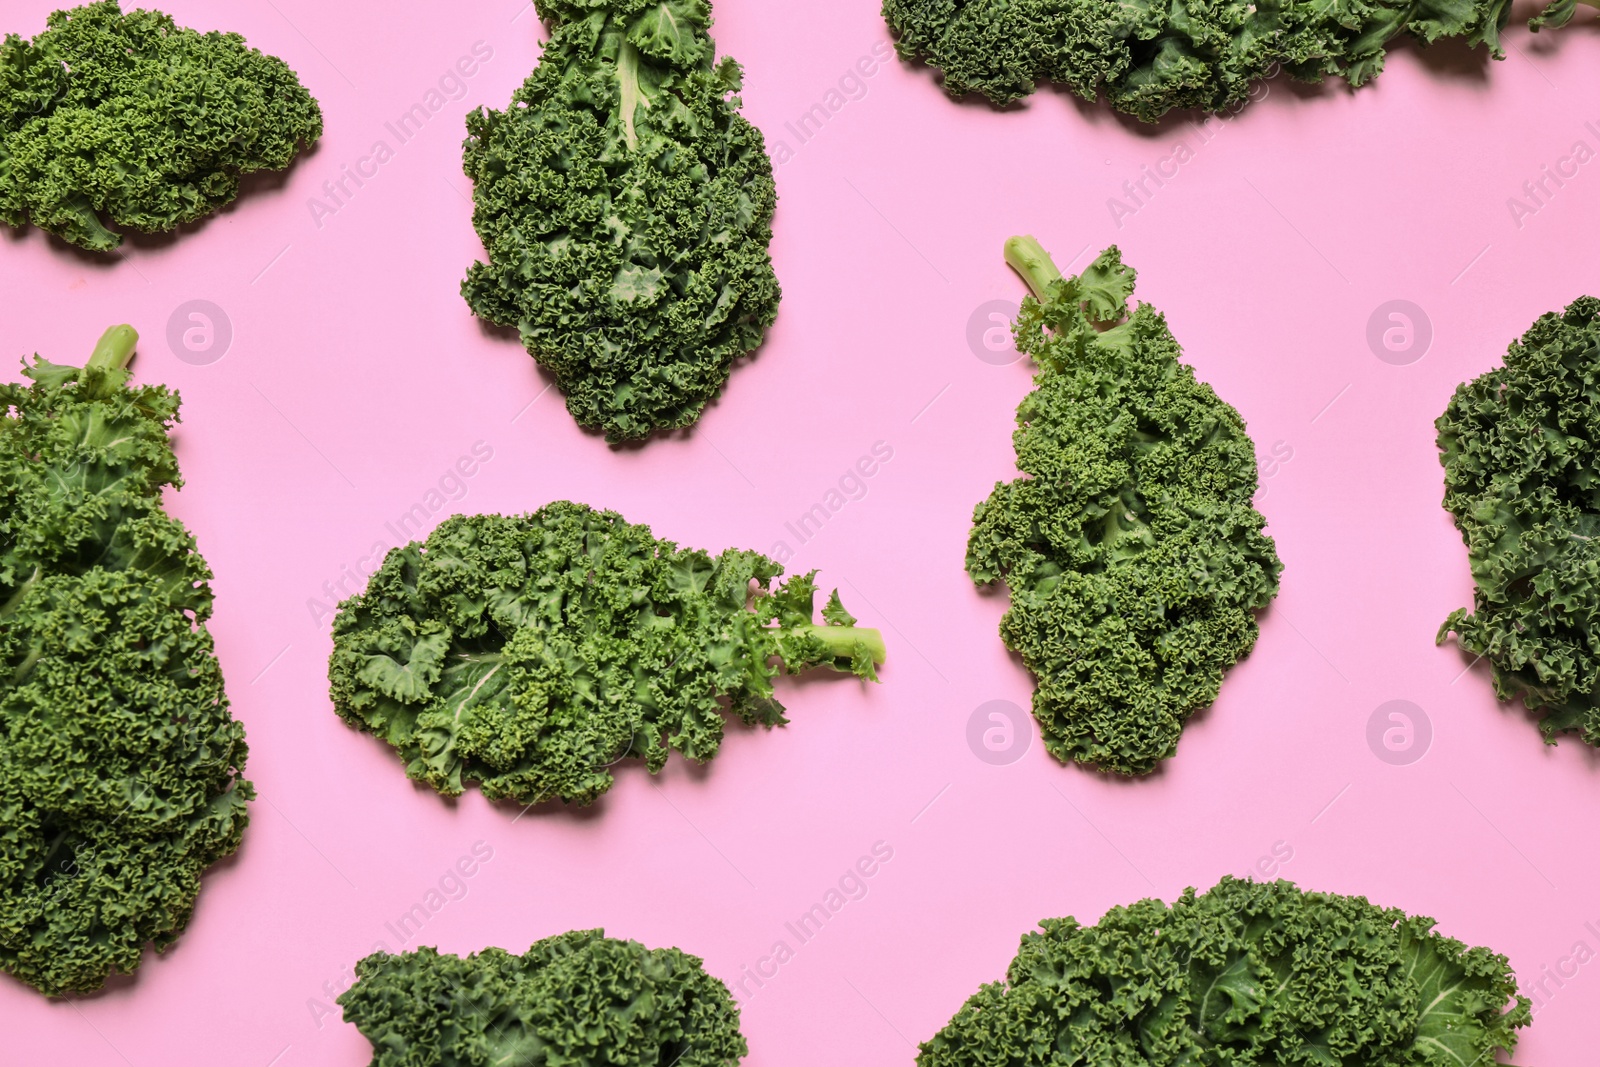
[920,878,1530,1067]
[1437,296,1600,746]
[0,1,322,251]
[0,326,250,997]
[882,0,1519,122]
[967,238,1280,776]
[337,931,747,1067]
[329,502,883,806]
[461,0,779,442]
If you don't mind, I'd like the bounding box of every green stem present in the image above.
[795,624,886,666]
[1004,235,1063,302]
[0,566,40,623]
[87,325,138,371]
[617,41,649,151]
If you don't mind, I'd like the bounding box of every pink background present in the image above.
[5,0,1600,1062]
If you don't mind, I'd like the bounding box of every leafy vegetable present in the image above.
[1437,297,1600,746]
[338,931,747,1067]
[1529,0,1600,29]
[0,1,323,252]
[329,501,883,806]
[881,0,1553,123]
[0,326,251,996]
[461,0,781,442]
[967,238,1280,776]
[921,877,1530,1067]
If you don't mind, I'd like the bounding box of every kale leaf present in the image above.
[1438,297,1600,745]
[0,327,251,996]
[967,238,1280,776]
[328,502,883,806]
[0,2,323,252]
[338,931,747,1067]
[921,877,1530,1067]
[882,0,1525,122]
[461,0,781,442]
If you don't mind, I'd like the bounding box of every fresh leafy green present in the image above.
[1437,297,1600,746]
[881,0,1544,122]
[338,931,747,1067]
[1529,0,1600,29]
[0,2,322,252]
[461,0,781,442]
[0,327,251,996]
[328,501,884,806]
[967,238,1280,776]
[921,877,1530,1067]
